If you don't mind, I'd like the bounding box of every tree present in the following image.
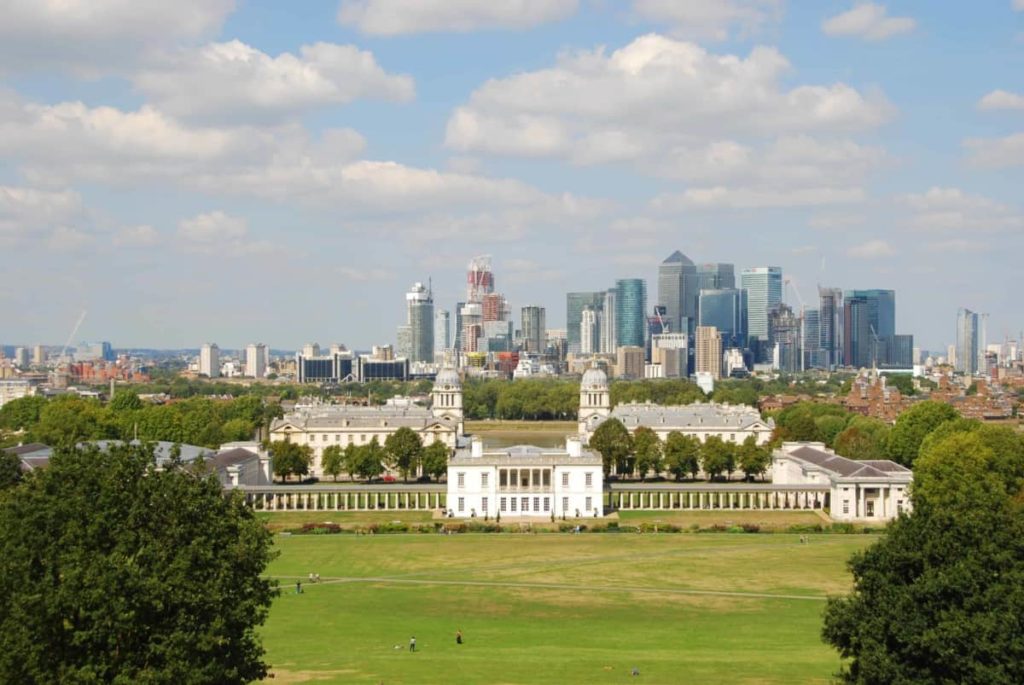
[384,427,424,481]
[589,418,633,477]
[700,436,735,481]
[885,400,959,467]
[737,435,770,481]
[352,439,385,482]
[343,444,359,481]
[0,395,47,431]
[0,442,276,683]
[833,416,891,461]
[269,440,311,482]
[822,428,1024,684]
[109,389,143,412]
[663,432,701,481]
[421,441,450,482]
[321,445,345,482]
[0,450,21,490]
[220,418,255,443]
[632,427,663,481]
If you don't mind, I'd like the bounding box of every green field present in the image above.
[261,531,872,684]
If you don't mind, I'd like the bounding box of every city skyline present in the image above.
[1,1,1022,351]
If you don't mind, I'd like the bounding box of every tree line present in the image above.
[587,419,772,481]
[269,427,450,483]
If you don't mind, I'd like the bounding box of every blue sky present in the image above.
[1,0,1022,352]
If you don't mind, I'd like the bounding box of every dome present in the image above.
[581,366,608,390]
[434,367,461,390]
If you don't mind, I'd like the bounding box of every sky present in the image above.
[1,0,1022,353]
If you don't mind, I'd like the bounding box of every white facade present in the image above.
[199,343,220,378]
[246,343,268,378]
[447,438,604,519]
[771,442,912,522]
[0,380,36,408]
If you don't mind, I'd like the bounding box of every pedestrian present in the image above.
[295,581,302,594]
[409,636,416,652]
[456,629,463,645]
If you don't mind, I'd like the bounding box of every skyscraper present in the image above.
[434,309,450,358]
[768,304,802,373]
[818,287,844,369]
[695,326,722,379]
[521,306,546,354]
[741,267,783,356]
[803,308,827,369]
[843,289,896,369]
[845,290,895,337]
[580,307,598,354]
[245,343,267,378]
[956,308,981,375]
[601,288,617,354]
[658,251,698,335]
[615,279,647,349]
[199,343,220,378]
[404,282,434,364]
[697,263,736,291]
[566,291,605,354]
[698,288,748,349]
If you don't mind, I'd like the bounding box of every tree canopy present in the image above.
[701,436,735,481]
[885,400,959,467]
[0,442,277,683]
[269,440,311,482]
[663,432,701,481]
[421,442,450,482]
[632,427,663,481]
[384,427,423,482]
[589,419,632,476]
[822,426,1024,684]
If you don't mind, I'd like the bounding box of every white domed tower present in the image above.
[578,366,611,440]
[432,367,464,434]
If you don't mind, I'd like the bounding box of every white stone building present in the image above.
[447,437,603,519]
[0,379,36,409]
[771,442,912,522]
[269,368,464,477]
[577,366,774,445]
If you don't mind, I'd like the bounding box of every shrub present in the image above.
[299,522,341,535]
[786,524,824,534]
[741,523,760,534]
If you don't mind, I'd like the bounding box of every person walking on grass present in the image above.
[409,636,416,652]
[456,629,463,645]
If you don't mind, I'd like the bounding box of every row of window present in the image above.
[456,496,595,514]
[457,470,595,490]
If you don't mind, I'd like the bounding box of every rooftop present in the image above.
[783,444,911,480]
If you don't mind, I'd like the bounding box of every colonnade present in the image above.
[607,488,829,512]
[243,489,446,512]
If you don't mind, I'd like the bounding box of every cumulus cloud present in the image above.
[134,40,414,123]
[0,186,84,246]
[0,0,235,73]
[337,0,577,35]
[964,132,1024,168]
[632,0,783,41]
[178,211,248,243]
[901,187,1024,233]
[977,89,1024,111]
[847,239,895,258]
[822,3,916,41]
[652,186,866,211]
[115,225,160,247]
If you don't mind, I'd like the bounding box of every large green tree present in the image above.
[351,439,386,482]
[737,435,771,481]
[589,418,633,477]
[321,445,345,482]
[663,432,701,481]
[822,428,1024,684]
[833,416,891,461]
[0,442,277,683]
[884,400,959,466]
[632,427,663,481]
[701,436,735,481]
[384,427,424,481]
[0,450,21,490]
[421,441,450,482]
[269,440,311,482]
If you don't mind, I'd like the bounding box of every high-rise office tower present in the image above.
[616,346,645,379]
[601,288,617,354]
[956,308,982,375]
[818,287,844,368]
[32,345,46,365]
[741,267,783,357]
[521,306,546,354]
[13,347,29,368]
[302,342,321,359]
[698,289,748,350]
[200,343,220,378]
[658,251,698,335]
[453,302,465,352]
[803,308,827,369]
[245,343,267,378]
[434,309,451,358]
[697,263,736,291]
[615,279,647,349]
[402,282,434,364]
[580,307,599,354]
[566,292,605,354]
[461,256,493,354]
[695,326,722,379]
[843,289,896,369]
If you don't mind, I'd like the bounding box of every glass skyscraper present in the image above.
[658,251,698,335]
[740,267,783,343]
[615,279,647,349]
[698,288,748,349]
[956,308,981,375]
[843,289,895,369]
[817,287,843,369]
[697,263,736,291]
[566,292,605,354]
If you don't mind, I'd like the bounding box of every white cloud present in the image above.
[337,0,577,35]
[964,132,1024,168]
[632,0,783,41]
[901,187,1024,233]
[926,239,989,253]
[847,239,895,258]
[822,4,916,41]
[1015,0,1024,11]
[114,225,160,247]
[178,211,247,243]
[46,226,91,251]
[977,89,1024,111]
[134,41,414,123]
[0,0,234,74]
[652,186,865,211]
[0,186,84,247]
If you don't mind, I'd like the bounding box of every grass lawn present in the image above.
[256,511,435,532]
[261,533,873,684]
[617,510,829,531]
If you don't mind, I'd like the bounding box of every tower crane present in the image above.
[60,310,87,363]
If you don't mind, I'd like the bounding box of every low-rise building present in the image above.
[447,437,603,519]
[771,442,912,522]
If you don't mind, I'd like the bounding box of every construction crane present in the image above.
[60,310,87,363]
[869,324,881,370]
